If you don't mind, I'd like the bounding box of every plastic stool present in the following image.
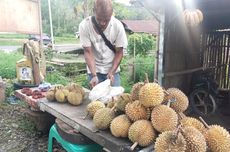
[48,124,102,152]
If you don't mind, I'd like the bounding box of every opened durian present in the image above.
[151,105,178,132]
[139,82,164,108]
[67,92,83,106]
[46,88,56,101]
[110,114,131,138]
[130,82,144,101]
[165,88,189,113]
[125,100,148,122]
[116,93,132,112]
[181,126,207,152]
[128,120,156,148]
[66,83,85,97]
[55,87,68,103]
[205,125,230,152]
[93,108,115,130]
[87,100,105,118]
[154,131,186,152]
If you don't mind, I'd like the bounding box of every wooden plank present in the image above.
[15,88,154,151]
[38,99,151,152]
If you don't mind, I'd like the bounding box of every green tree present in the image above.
[128,33,156,55]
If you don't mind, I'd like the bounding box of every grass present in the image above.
[0,51,23,79]
[0,34,79,45]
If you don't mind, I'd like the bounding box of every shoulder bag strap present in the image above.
[91,16,116,53]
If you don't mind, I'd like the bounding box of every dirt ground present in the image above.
[0,101,65,152]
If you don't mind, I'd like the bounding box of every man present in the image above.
[79,0,127,88]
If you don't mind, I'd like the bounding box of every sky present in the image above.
[114,0,131,6]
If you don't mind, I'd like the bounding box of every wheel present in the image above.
[189,89,217,116]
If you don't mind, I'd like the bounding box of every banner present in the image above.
[0,0,40,34]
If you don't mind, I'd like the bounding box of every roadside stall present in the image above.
[14,0,230,152]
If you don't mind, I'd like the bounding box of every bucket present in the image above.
[0,77,6,102]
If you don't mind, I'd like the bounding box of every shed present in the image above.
[121,20,159,35]
[140,0,230,94]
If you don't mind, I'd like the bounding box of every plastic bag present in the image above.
[88,79,124,103]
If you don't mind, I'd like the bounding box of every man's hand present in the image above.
[107,72,114,85]
[89,76,99,89]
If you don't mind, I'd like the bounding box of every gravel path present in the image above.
[0,101,65,152]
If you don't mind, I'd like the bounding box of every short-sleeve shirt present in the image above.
[79,16,128,74]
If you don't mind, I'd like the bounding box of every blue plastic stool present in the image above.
[48,124,102,152]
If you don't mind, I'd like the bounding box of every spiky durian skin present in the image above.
[125,100,148,122]
[180,117,206,134]
[151,105,178,132]
[154,131,186,152]
[165,88,189,112]
[205,125,230,152]
[139,83,164,108]
[131,82,144,101]
[93,108,115,130]
[67,92,83,106]
[110,114,131,138]
[128,120,156,147]
[182,126,207,152]
[87,101,105,118]
[116,93,132,112]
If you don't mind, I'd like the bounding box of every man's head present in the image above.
[94,0,113,30]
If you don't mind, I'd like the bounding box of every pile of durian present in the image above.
[86,74,230,151]
[46,83,85,106]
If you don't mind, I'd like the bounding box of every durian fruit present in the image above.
[180,117,206,134]
[116,93,132,112]
[67,92,83,106]
[165,88,189,113]
[66,83,85,98]
[55,88,68,103]
[110,114,131,138]
[128,120,156,149]
[130,82,144,101]
[86,100,105,118]
[46,88,56,101]
[154,131,186,152]
[181,126,207,152]
[183,9,203,26]
[151,105,178,132]
[205,125,230,152]
[93,108,115,130]
[125,100,148,122]
[139,82,164,108]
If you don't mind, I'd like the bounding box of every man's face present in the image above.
[95,10,112,31]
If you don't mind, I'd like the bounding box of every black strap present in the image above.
[91,16,116,53]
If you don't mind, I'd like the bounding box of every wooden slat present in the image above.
[201,31,230,89]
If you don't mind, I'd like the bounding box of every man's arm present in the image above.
[84,47,96,76]
[107,47,123,80]
[84,47,99,88]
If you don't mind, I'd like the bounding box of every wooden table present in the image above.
[15,89,154,152]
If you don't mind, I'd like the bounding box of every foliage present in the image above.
[40,0,153,36]
[0,51,23,79]
[128,33,156,56]
[45,71,70,85]
[113,2,153,20]
[133,54,155,82]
